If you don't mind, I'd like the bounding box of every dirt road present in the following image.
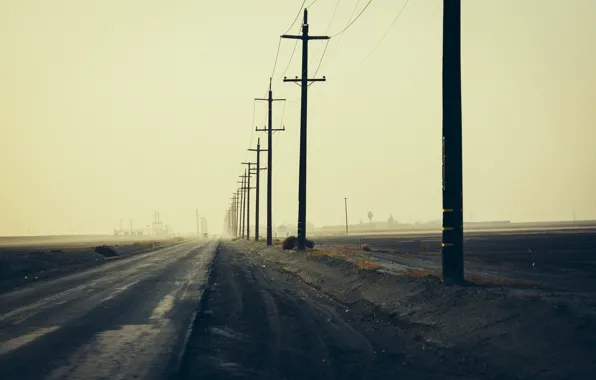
[0,240,217,380]
[178,242,475,380]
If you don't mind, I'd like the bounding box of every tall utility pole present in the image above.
[241,162,256,240]
[256,79,286,246]
[248,138,268,241]
[441,0,464,285]
[235,190,241,237]
[231,195,237,237]
[344,198,349,236]
[282,9,329,250]
[238,172,247,239]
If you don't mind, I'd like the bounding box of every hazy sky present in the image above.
[1,0,595,236]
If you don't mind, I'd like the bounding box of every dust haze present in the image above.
[1,0,595,236]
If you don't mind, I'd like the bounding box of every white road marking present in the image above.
[0,326,59,355]
[150,295,176,320]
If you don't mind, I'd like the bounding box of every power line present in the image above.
[310,39,330,86]
[310,0,342,69]
[334,0,410,78]
[306,0,320,8]
[337,0,362,46]
[284,0,307,35]
[329,0,373,37]
[270,38,282,79]
[357,0,410,66]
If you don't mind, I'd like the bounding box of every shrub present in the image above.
[282,236,315,250]
[94,245,119,258]
[282,236,297,250]
[361,244,371,252]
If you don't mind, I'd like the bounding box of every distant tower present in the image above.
[196,209,200,236]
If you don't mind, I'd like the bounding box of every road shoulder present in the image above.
[179,240,596,379]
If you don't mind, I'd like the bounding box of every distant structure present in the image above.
[152,211,171,237]
[113,218,144,237]
[200,217,208,237]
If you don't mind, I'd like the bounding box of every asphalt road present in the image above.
[0,239,217,380]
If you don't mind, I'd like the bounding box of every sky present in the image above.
[0,0,595,236]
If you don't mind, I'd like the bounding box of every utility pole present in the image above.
[441,0,464,285]
[238,173,247,239]
[282,9,329,250]
[248,138,268,241]
[344,198,349,236]
[196,209,200,237]
[256,78,286,246]
[241,163,256,240]
[230,195,237,237]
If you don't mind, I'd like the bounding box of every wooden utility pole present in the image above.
[235,190,241,237]
[441,0,464,284]
[241,163,257,240]
[344,198,349,236]
[238,172,247,239]
[282,9,329,250]
[256,79,286,246]
[248,138,268,241]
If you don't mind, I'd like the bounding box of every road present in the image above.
[0,239,217,380]
[177,242,463,380]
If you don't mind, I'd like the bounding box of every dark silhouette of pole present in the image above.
[344,198,349,236]
[256,79,285,246]
[249,138,268,241]
[235,190,241,237]
[282,9,329,250]
[441,0,464,284]
[241,163,256,240]
[238,173,247,239]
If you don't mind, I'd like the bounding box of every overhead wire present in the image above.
[306,0,320,8]
[334,0,410,78]
[309,0,343,84]
[336,0,362,46]
[328,0,373,37]
[356,0,410,69]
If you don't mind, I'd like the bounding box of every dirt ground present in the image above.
[0,237,186,294]
[315,228,596,293]
[178,240,596,380]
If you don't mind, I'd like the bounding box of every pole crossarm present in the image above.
[283,77,326,82]
[281,35,330,41]
[256,126,285,132]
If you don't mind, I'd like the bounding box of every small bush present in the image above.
[282,236,297,250]
[361,244,371,252]
[94,245,119,258]
[50,249,63,253]
[282,236,315,250]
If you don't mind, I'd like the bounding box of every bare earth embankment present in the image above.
[0,237,186,294]
[178,238,596,379]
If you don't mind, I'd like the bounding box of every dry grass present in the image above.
[353,259,381,271]
[465,273,539,288]
[400,268,438,278]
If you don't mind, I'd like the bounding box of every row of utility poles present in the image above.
[224,2,464,284]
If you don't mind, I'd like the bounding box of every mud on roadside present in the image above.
[231,240,596,379]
